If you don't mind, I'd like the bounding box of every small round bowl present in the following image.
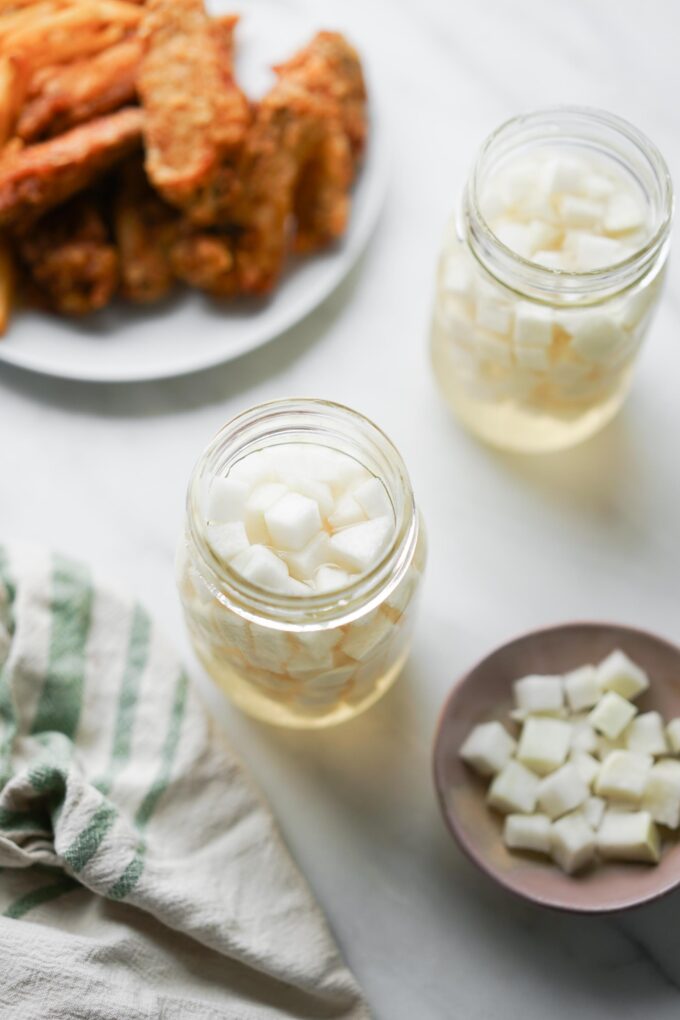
[433,622,680,913]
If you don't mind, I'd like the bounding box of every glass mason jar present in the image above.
[177,399,426,729]
[430,107,673,453]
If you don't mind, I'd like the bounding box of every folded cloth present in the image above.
[0,544,369,1020]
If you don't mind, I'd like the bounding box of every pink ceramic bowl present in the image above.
[433,622,680,913]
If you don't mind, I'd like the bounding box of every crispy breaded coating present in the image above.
[18,37,143,141]
[18,189,118,314]
[0,106,143,228]
[114,157,176,302]
[138,0,250,212]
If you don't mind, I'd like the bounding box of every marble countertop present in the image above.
[2,0,680,1015]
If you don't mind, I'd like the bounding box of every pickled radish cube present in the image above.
[206,521,249,563]
[538,763,589,819]
[595,732,626,761]
[494,221,533,258]
[245,483,288,544]
[229,450,276,486]
[564,665,600,712]
[625,712,669,757]
[527,219,560,252]
[532,250,566,271]
[565,312,623,364]
[595,749,652,803]
[597,810,660,863]
[513,303,554,348]
[341,612,393,662]
[459,721,517,778]
[581,796,606,830]
[329,517,392,573]
[596,649,649,700]
[352,477,392,520]
[604,193,644,235]
[642,761,680,828]
[559,195,602,228]
[285,578,313,596]
[515,345,549,370]
[207,477,249,523]
[589,692,637,739]
[517,717,571,775]
[551,812,596,874]
[264,492,322,552]
[475,292,513,336]
[282,532,332,581]
[290,478,334,519]
[513,674,564,715]
[503,813,551,855]
[441,255,474,297]
[582,172,615,201]
[570,232,627,270]
[328,495,365,529]
[314,566,352,593]
[305,447,369,493]
[487,760,540,815]
[570,716,598,754]
[570,750,600,788]
[667,719,680,754]
[542,156,586,195]
[232,545,290,593]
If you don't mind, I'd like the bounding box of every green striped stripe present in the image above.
[97,605,151,797]
[0,807,49,833]
[135,670,188,829]
[30,555,93,740]
[108,847,145,900]
[62,802,117,873]
[4,874,78,919]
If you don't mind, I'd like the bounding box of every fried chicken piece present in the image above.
[138,0,250,213]
[114,157,177,302]
[170,228,236,297]
[0,106,143,228]
[17,37,143,141]
[17,190,118,315]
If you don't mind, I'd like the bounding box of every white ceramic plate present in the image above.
[0,0,387,382]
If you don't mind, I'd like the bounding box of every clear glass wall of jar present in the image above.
[177,400,426,729]
[431,107,674,453]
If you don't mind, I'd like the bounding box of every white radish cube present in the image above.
[475,293,513,336]
[517,717,571,775]
[503,814,551,855]
[441,255,474,298]
[570,717,598,754]
[247,625,293,672]
[595,749,652,803]
[543,156,586,195]
[559,195,602,228]
[459,721,517,778]
[538,763,589,819]
[290,478,334,519]
[551,812,596,874]
[595,732,627,761]
[329,517,393,574]
[314,566,351,593]
[596,649,649,700]
[494,221,533,258]
[264,492,322,552]
[581,796,606,830]
[667,719,680,754]
[625,712,669,757]
[341,612,393,662]
[244,483,288,544]
[589,692,637,739]
[604,193,645,234]
[229,450,276,487]
[206,521,249,563]
[597,810,660,863]
[570,232,627,270]
[293,627,341,661]
[527,220,560,252]
[514,674,564,715]
[532,250,567,271]
[207,477,249,523]
[564,665,600,712]
[328,495,365,529]
[582,172,615,201]
[304,447,369,494]
[232,545,290,594]
[570,750,600,788]
[352,477,392,520]
[282,532,332,582]
[285,578,313,596]
[487,760,540,815]
[513,303,554,348]
[515,345,550,370]
[476,331,513,366]
[642,761,680,828]
[564,312,623,364]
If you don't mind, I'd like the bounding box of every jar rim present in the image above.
[185,398,420,630]
[466,105,674,303]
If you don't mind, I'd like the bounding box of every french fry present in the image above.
[5,3,143,72]
[0,54,27,145]
[0,236,14,336]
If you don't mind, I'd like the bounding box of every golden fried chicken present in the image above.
[114,157,177,303]
[138,0,250,213]
[0,106,143,228]
[18,37,143,141]
[18,189,118,315]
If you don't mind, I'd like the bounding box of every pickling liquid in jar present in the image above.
[177,401,426,728]
[431,108,673,452]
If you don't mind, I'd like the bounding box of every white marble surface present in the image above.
[2,0,680,1015]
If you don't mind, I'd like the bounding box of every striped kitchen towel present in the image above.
[0,544,369,1020]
